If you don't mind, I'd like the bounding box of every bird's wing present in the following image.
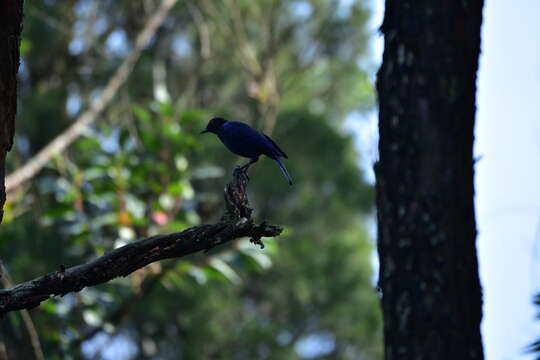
[224,122,264,145]
[224,122,288,159]
[262,134,288,159]
[219,122,267,156]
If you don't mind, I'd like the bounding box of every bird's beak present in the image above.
[200,129,209,134]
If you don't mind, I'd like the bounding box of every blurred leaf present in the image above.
[208,258,241,285]
[132,105,151,124]
[240,250,272,271]
[20,38,31,56]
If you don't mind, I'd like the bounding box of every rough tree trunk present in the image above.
[375,1,484,359]
[0,0,24,222]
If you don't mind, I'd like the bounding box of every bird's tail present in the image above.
[275,158,293,185]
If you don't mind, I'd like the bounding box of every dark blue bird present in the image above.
[201,117,293,185]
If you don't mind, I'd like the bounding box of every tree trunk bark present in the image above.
[0,0,23,222]
[375,1,484,359]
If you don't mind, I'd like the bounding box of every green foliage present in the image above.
[1,0,381,359]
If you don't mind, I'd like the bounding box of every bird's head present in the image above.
[200,117,227,134]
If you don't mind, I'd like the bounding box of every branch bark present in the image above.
[0,169,282,314]
[5,0,178,193]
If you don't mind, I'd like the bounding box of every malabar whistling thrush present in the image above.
[201,117,293,185]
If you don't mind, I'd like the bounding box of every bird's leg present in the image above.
[240,157,259,171]
[235,157,259,181]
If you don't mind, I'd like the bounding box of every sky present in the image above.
[362,0,540,359]
[476,0,540,358]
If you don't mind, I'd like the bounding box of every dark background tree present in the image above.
[375,1,484,359]
[0,0,23,222]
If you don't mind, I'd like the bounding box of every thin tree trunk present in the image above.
[0,0,24,222]
[375,1,484,359]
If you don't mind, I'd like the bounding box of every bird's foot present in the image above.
[234,165,250,182]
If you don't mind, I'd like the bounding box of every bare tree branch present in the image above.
[186,2,211,59]
[5,0,179,192]
[0,344,6,360]
[0,263,45,360]
[0,169,282,314]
